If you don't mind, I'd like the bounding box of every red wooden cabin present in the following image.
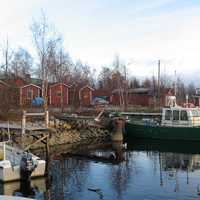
[79,85,94,107]
[111,88,153,107]
[49,83,71,107]
[128,88,153,107]
[20,84,41,106]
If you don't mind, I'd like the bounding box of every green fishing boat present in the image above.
[125,106,200,141]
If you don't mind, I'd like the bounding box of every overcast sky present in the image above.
[0,0,200,83]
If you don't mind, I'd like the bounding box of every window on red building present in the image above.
[27,89,33,99]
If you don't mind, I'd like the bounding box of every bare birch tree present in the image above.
[47,47,73,83]
[0,37,13,78]
[31,13,61,110]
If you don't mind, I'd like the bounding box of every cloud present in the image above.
[0,0,200,85]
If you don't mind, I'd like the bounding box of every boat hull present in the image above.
[125,122,200,141]
[0,160,46,182]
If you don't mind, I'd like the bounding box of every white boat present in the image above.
[0,143,45,182]
[0,196,34,200]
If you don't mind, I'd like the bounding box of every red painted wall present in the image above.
[21,85,41,105]
[110,94,121,105]
[50,84,69,107]
[111,93,152,107]
[80,87,93,106]
[128,94,151,106]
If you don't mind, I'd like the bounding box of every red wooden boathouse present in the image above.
[20,84,42,106]
[79,85,94,107]
[111,88,154,107]
[49,83,71,107]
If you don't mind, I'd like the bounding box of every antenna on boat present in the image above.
[174,70,177,96]
[186,94,189,108]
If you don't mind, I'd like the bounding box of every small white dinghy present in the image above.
[0,143,45,182]
[0,196,34,200]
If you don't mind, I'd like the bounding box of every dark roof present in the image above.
[128,88,151,94]
[112,89,124,94]
[112,88,152,95]
[31,78,43,86]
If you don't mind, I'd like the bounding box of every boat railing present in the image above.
[0,144,22,166]
[162,117,200,127]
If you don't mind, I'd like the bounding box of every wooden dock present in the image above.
[54,114,94,121]
[0,123,48,131]
[0,111,50,137]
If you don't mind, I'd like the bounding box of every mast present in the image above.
[157,60,161,106]
[174,70,177,96]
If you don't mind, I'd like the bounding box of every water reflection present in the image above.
[0,177,45,199]
[50,156,90,200]
[48,139,200,200]
[2,139,200,199]
[109,141,131,199]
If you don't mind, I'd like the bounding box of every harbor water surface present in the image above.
[3,139,200,200]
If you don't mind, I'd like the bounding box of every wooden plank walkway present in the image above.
[55,115,94,121]
[0,122,48,131]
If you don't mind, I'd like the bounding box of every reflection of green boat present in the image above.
[125,106,200,141]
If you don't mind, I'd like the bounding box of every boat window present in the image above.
[192,110,198,117]
[173,110,179,120]
[165,110,171,120]
[180,110,188,121]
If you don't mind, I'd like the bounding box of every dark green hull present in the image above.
[125,122,200,141]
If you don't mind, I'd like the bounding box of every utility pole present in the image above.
[157,60,161,107]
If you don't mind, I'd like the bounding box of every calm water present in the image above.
[3,139,200,200]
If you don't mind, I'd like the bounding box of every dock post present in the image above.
[45,110,49,128]
[111,117,124,142]
[22,110,26,135]
[45,134,50,176]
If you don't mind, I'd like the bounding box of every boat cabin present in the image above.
[161,107,200,127]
